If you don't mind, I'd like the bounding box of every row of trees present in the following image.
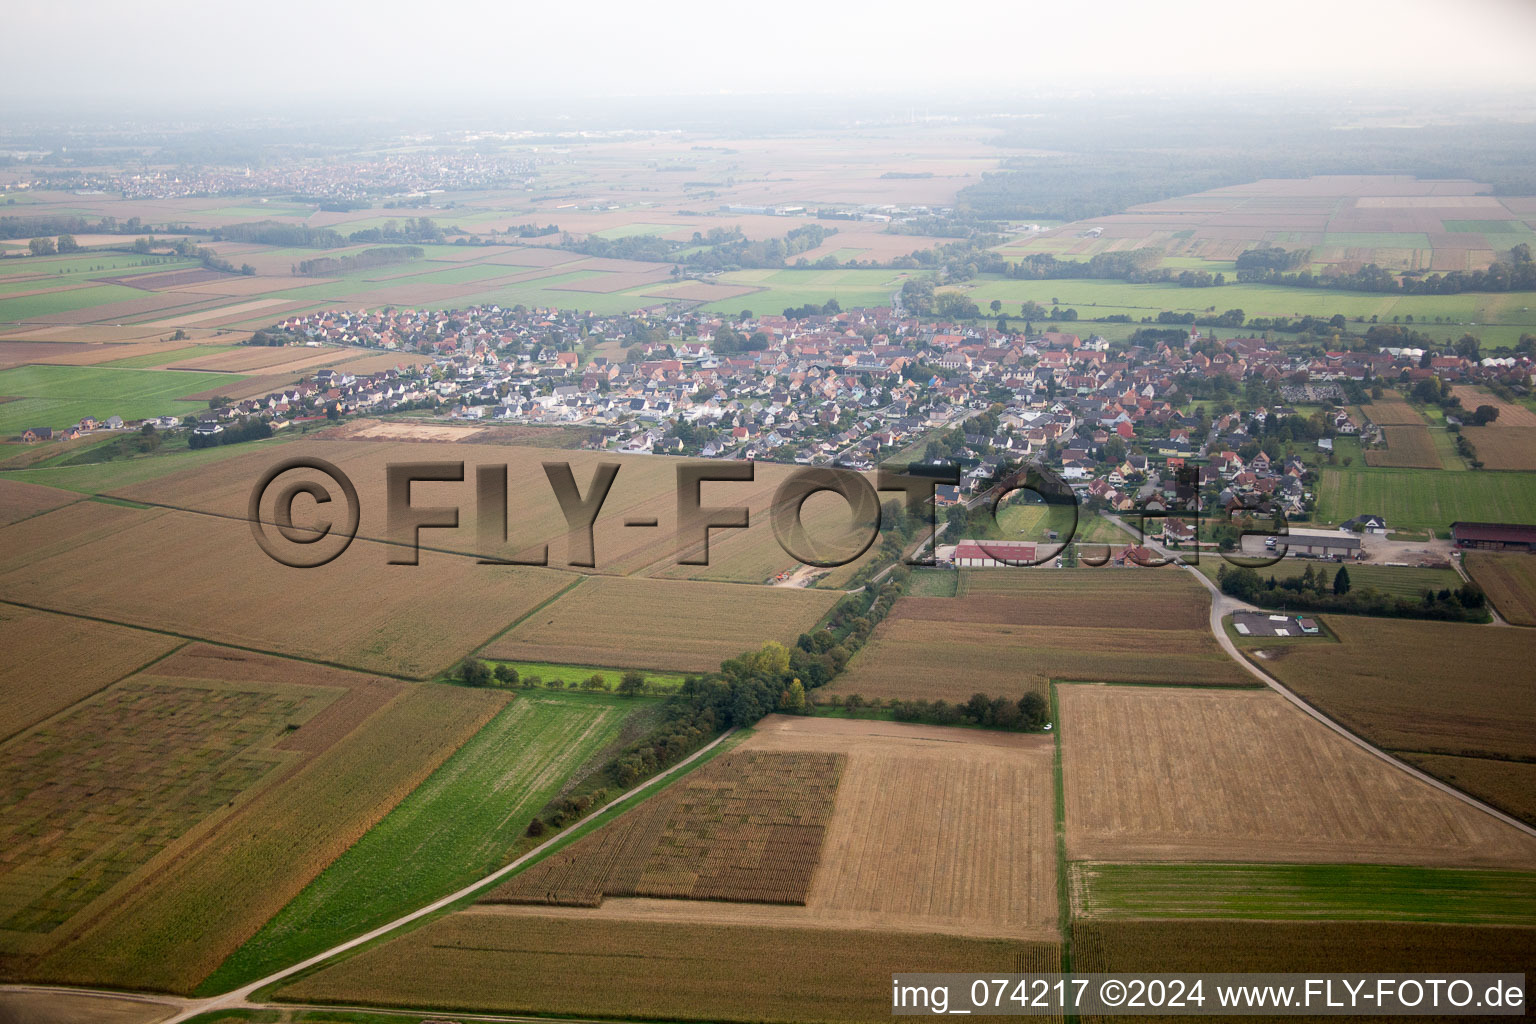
[1235,244,1536,295]
[1216,563,1487,622]
[296,245,424,277]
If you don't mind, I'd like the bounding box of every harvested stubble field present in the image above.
[1360,396,1427,426]
[486,749,843,907]
[0,502,572,678]
[1397,755,1536,830]
[0,604,181,742]
[1249,616,1536,813]
[484,575,838,674]
[1461,425,1536,470]
[1465,551,1536,625]
[1070,862,1536,925]
[0,478,78,525]
[831,570,1249,702]
[278,911,1055,1023]
[204,691,638,992]
[1247,614,1536,764]
[1057,684,1536,868]
[1450,385,1536,427]
[164,344,346,373]
[1363,425,1443,468]
[0,644,508,993]
[501,716,1059,941]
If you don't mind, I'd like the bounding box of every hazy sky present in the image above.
[6,0,1536,109]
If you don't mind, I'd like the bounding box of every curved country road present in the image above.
[1102,513,1536,839]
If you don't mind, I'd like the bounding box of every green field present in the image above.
[949,275,1536,346]
[1315,466,1536,531]
[703,268,905,314]
[0,364,250,435]
[0,283,161,323]
[97,344,243,369]
[199,691,642,993]
[905,568,959,596]
[483,659,690,692]
[1072,862,1536,925]
[0,434,295,493]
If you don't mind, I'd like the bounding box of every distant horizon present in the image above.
[4,0,1535,113]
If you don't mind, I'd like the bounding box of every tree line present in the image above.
[296,246,424,277]
[1217,563,1487,623]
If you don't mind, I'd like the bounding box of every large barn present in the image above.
[1451,522,1536,552]
[953,539,1040,567]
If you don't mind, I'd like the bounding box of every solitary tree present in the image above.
[1333,565,1352,596]
[460,660,493,687]
[618,670,646,697]
[494,664,519,687]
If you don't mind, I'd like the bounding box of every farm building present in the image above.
[1451,522,1536,552]
[1282,529,1363,560]
[953,539,1039,567]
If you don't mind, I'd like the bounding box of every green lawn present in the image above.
[1315,466,1536,532]
[0,364,250,435]
[1072,862,1536,925]
[198,690,644,993]
[484,659,690,693]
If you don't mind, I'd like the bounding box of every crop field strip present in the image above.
[1056,683,1536,868]
[202,691,640,992]
[1465,552,1536,625]
[0,604,183,742]
[505,716,1059,940]
[1070,862,1536,925]
[1363,424,1443,468]
[831,569,1252,701]
[0,500,574,679]
[485,750,843,907]
[277,912,1055,1024]
[3,644,507,993]
[0,478,80,525]
[1461,425,1536,470]
[483,575,838,673]
[1071,919,1536,1024]
[1248,614,1536,821]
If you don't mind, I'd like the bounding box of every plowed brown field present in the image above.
[1058,684,1536,867]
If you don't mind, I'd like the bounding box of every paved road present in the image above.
[1103,514,1536,839]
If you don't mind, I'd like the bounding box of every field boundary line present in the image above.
[466,574,585,660]
[0,637,189,746]
[155,725,740,1023]
[0,597,423,681]
[1103,514,1536,840]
